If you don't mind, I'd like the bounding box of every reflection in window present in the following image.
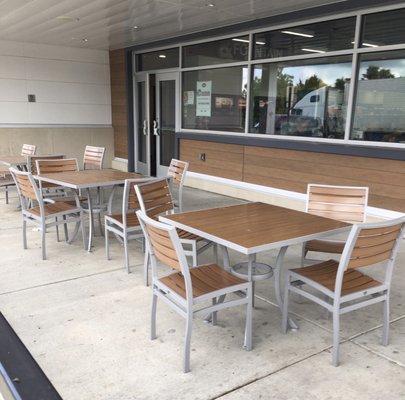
[136,48,179,71]
[351,51,405,143]
[361,9,405,48]
[250,56,352,138]
[182,66,248,132]
[254,18,355,59]
[182,36,249,68]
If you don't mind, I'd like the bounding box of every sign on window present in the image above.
[196,81,212,117]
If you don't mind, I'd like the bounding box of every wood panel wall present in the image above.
[180,139,405,212]
[109,49,128,159]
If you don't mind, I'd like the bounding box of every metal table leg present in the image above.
[274,246,298,330]
[86,188,93,252]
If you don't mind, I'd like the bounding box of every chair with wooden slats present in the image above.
[282,216,405,366]
[9,167,86,260]
[136,209,253,373]
[0,173,14,204]
[21,144,36,156]
[135,178,214,276]
[105,177,153,275]
[83,145,105,170]
[302,184,369,265]
[167,159,189,212]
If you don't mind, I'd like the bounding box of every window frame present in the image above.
[132,2,405,149]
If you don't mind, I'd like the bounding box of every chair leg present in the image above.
[281,274,290,334]
[143,251,149,286]
[211,298,217,326]
[41,222,46,260]
[22,218,27,249]
[332,308,340,367]
[5,186,9,204]
[105,223,110,260]
[63,215,68,242]
[382,294,390,346]
[80,211,86,250]
[192,241,197,267]
[244,284,253,351]
[151,291,158,340]
[55,217,60,242]
[213,243,218,264]
[123,234,130,273]
[301,243,308,267]
[184,312,193,373]
[98,211,104,237]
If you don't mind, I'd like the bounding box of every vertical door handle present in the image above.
[153,120,159,136]
[143,120,147,136]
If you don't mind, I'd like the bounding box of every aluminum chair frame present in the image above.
[282,216,405,367]
[105,178,151,275]
[301,184,369,266]
[136,210,253,373]
[10,167,86,260]
[135,178,213,273]
[167,159,189,213]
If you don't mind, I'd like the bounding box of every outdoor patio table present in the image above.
[0,155,28,169]
[160,202,350,329]
[35,169,147,251]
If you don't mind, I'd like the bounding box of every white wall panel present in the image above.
[0,40,111,125]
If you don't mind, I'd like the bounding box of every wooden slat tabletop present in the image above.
[36,169,146,189]
[0,155,27,167]
[161,202,351,254]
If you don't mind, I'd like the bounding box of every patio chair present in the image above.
[83,145,106,235]
[282,216,405,366]
[135,178,214,273]
[9,167,86,260]
[0,173,14,204]
[21,144,36,156]
[105,177,152,275]
[302,184,368,266]
[167,159,189,212]
[136,209,253,373]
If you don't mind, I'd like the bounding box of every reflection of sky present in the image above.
[253,62,352,85]
[283,63,352,85]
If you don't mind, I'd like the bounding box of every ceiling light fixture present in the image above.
[232,38,249,43]
[207,3,215,7]
[363,42,379,48]
[282,30,314,38]
[82,37,88,43]
[302,48,325,53]
[255,41,266,45]
[133,25,139,29]
[158,54,166,58]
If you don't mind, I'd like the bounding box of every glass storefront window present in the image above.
[254,18,355,60]
[182,66,248,132]
[136,48,179,71]
[351,50,405,143]
[250,56,352,138]
[182,36,249,68]
[361,9,405,48]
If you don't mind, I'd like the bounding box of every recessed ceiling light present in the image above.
[133,25,139,29]
[207,3,215,7]
[282,30,314,38]
[232,38,249,43]
[158,54,167,58]
[255,41,266,45]
[82,37,88,43]
[302,48,325,54]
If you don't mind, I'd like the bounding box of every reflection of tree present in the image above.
[276,71,293,114]
[362,65,395,80]
[335,77,350,90]
[296,75,326,101]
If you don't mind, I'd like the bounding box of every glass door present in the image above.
[135,73,150,175]
[155,72,179,177]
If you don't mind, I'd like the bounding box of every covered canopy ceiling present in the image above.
[0,0,359,50]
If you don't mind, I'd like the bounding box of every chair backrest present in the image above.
[27,154,65,175]
[21,144,36,156]
[336,217,405,293]
[134,178,174,220]
[9,168,42,211]
[306,184,368,224]
[83,146,105,170]
[136,209,193,300]
[167,159,188,187]
[36,158,79,174]
[121,178,152,226]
